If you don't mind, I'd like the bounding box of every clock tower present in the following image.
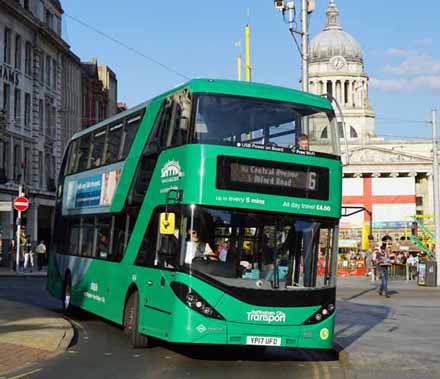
[308,0,375,144]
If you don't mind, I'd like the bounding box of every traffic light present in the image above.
[361,224,370,250]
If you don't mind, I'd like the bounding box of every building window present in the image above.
[24,93,31,129]
[24,0,30,10]
[40,51,44,83]
[52,58,57,89]
[38,151,43,188]
[52,106,56,133]
[1,141,10,180]
[25,41,32,76]
[24,146,30,184]
[15,34,22,70]
[326,81,333,96]
[350,126,358,139]
[46,55,51,87]
[13,143,20,181]
[14,88,21,126]
[416,196,423,207]
[4,28,11,64]
[45,100,51,136]
[45,8,54,29]
[321,127,328,139]
[3,83,11,117]
[337,122,345,138]
[39,98,44,133]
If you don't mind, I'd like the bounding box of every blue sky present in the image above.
[62,0,440,140]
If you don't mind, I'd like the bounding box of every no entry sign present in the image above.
[14,196,29,212]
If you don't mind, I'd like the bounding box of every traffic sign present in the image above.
[14,196,29,212]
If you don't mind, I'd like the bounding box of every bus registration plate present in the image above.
[246,336,281,346]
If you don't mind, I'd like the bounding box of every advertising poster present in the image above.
[66,169,121,210]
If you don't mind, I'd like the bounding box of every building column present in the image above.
[341,80,346,106]
[27,200,38,243]
[427,173,434,217]
[349,80,354,108]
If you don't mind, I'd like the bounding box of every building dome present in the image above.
[310,0,363,64]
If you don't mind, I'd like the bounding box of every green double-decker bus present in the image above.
[48,79,342,350]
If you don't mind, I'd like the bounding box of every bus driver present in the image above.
[185,228,217,263]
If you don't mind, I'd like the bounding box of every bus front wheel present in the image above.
[124,292,149,348]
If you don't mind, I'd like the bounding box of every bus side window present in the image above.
[111,213,133,262]
[81,217,95,257]
[90,129,106,168]
[122,114,143,159]
[106,122,123,164]
[66,140,79,175]
[160,92,191,148]
[156,101,174,149]
[77,134,92,172]
[135,211,159,267]
[69,218,81,256]
[95,216,111,260]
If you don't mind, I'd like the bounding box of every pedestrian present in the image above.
[407,253,418,280]
[23,235,34,273]
[365,248,372,276]
[7,239,17,271]
[376,244,391,298]
[35,240,47,271]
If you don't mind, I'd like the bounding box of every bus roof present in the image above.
[72,78,333,140]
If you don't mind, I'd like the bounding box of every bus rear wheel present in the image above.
[62,275,73,313]
[124,292,149,348]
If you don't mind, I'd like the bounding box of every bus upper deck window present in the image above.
[122,115,142,158]
[106,123,123,164]
[77,134,92,172]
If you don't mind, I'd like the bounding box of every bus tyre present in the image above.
[124,292,149,348]
[62,276,73,313]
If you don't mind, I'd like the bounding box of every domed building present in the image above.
[307,1,436,249]
[308,0,375,143]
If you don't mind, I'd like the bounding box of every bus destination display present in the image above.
[217,156,329,201]
[230,163,317,191]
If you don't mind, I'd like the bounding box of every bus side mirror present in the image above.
[160,212,175,235]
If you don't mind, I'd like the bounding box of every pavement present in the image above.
[0,267,73,377]
[0,268,439,377]
[335,275,440,377]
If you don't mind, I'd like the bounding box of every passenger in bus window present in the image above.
[297,134,309,151]
[98,233,109,259]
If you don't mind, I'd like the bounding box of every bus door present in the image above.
[135,210,178,338]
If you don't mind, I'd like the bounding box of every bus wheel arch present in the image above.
[123,287,149,348]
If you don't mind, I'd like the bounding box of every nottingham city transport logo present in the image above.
[161,160,184,183]
[247,310,286,324]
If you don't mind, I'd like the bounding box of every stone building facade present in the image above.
[0,0,81,255]
[309,0,435,244]
[81,59,118,129]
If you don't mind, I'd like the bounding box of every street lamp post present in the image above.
[432,109,440,286]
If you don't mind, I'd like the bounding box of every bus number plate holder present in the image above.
[246,336,281,346]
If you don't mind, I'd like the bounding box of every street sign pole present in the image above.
[432,109,440,286]
[15,184,23,273]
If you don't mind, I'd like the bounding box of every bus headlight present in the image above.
[171,282,225,320]
[304,304,335,325]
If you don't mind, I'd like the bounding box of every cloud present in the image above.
[370,76,440,92]
[370,78,407,91]
[413,38,433,47]
[383,55,440,76]
[386,48,415,57]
